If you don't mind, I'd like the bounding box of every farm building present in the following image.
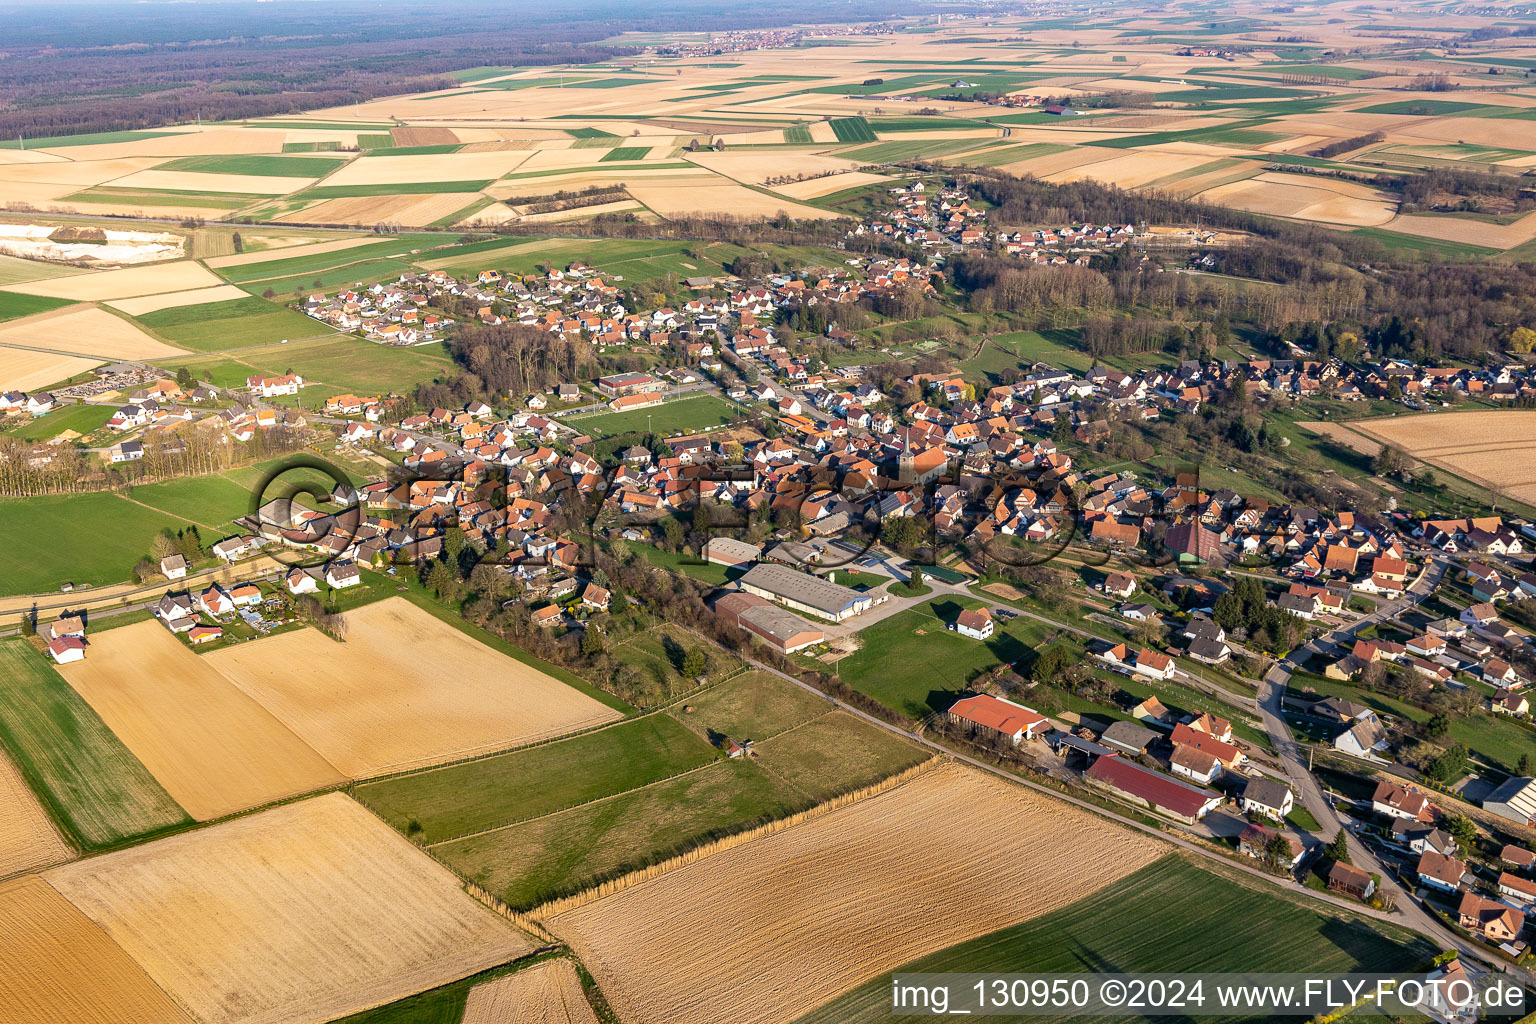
[737,563,873,622]
[1485,777,1536,827]
[712,592,825,655]
[1084,754,1220,823]
[705,537,763,568]
[947,694,1048,745]
[1099,720,1157,756]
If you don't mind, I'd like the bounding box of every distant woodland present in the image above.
[0,0,940,139]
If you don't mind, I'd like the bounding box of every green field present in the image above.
[669,669,835,739]
[238,336,455,397]
[0,492,192,596]
[610,623,742,692]
[432,756,805,909]
[829,116,878,143]
[784,125,814,144]
[357,134,395,149]
[565,127,619,139]
[574,393,741,437]
[600,146,651,162]
[158,154,348,177]
[1352,227,1499,260]
[133,296,333,350]
[0,641,190,849]
[867,116,998,132]
[1356,99,1494,116]
[834,596,1057,719]
[753,711,928,799]
[0,290,75,322]
[1,402,113,441]
[282,141,341,153]
[356,714,717,845]
[125,473,258,529]
[564,77,654,89]
[794,855,1434,1023]
[217,233,441,284]
[0,128,190,150]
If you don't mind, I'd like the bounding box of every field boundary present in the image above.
[530,756,940,920]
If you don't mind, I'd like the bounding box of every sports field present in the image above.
[205,597,623,777]
[574,393,741,437]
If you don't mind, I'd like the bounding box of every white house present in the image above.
[324,561,361,589]
[953,607,994,640]
[285,568,319,594]
[47,636,87,664]
[247,373,301,397]
[160,554,188,580]
[1241,777,1295,820]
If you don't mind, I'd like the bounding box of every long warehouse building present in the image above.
[736,562,874,622]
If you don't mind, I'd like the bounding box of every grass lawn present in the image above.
[239,336,455,397]
[574,393,741,437]
[634,542,732,585]
[0,641,190,849]
[431,757,807,909]
[0,492,189,596]
[133,296,334,350]
[753,711,928,800]
[1,402,113,440]
[354,713,718,845]
[794,854,1434,1024]
[835,597,1060,719]
[159,154,348,177]
[1287,805,1322,831]
[670,669,835,740]
[0,290,74,322]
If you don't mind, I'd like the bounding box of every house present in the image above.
[197,585,234,617]
[1498,871,1536,906]
[1327,862,1376,901]
[153,591,194,625]
[581,583,610,612]
[1499,845,1536,872]
[1084,754,1221,823]
[738,562,873,622]
[1457,892,1525,942]
[954,607,994,640]
[1393,821,1458,857]
[1103,572,1136,599]
[1132,648,1175,681]
[1170,743,1221,784]
[1171,721,1243,770]
[188,625,224,646]
[285,568,319,595]
[1417,850,1467,893]
[947,694,1049,745]
[1372,781,1430,821]
[108,440,144,463]
[45,615,84,642]
[160,554,187,580]
[246,373,301,397]
[531,605,563,628]
[26,392,55,416]
[47,635,87,664]
[324,561,361,589]
[1242,777,1295,820]
[1238,823,1304,869]
[1332,717,1388,759]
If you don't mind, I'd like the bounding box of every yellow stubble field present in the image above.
[0,751,72,879]
[0,874,194,1024]
[1351,410,1536,503]
[45,793,531,1024]
[5,260,223,301]
[460,960,600,1024]
[57,621,346,821]
[548,763,1163,1024]
[0,306,187,360]
[0,346,101,391]
[204,597,623,778]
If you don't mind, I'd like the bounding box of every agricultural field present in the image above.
[57,621,345,820]
[669,669,835,740]
[45,793,532,1024]
[608,623,742,690]
[127,295,333,351]
[1,402,114,442]
[0,305,185,361]
[1350,409,1536,505]
[796,855,1436,1023]
[0,492,194,596]
[548,763,1163,1024]
[461,960,599,1024]
[0,874,195,1024]
[205,597,623,777]
[0,750,72,880]
[0,290,72,322]
[0,640,190,849]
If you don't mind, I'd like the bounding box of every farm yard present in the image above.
[44,793,532,1024]
[547,762,1163,1024]
[204,597,623,778]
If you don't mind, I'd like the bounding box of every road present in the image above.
[1252,553,1506,974]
